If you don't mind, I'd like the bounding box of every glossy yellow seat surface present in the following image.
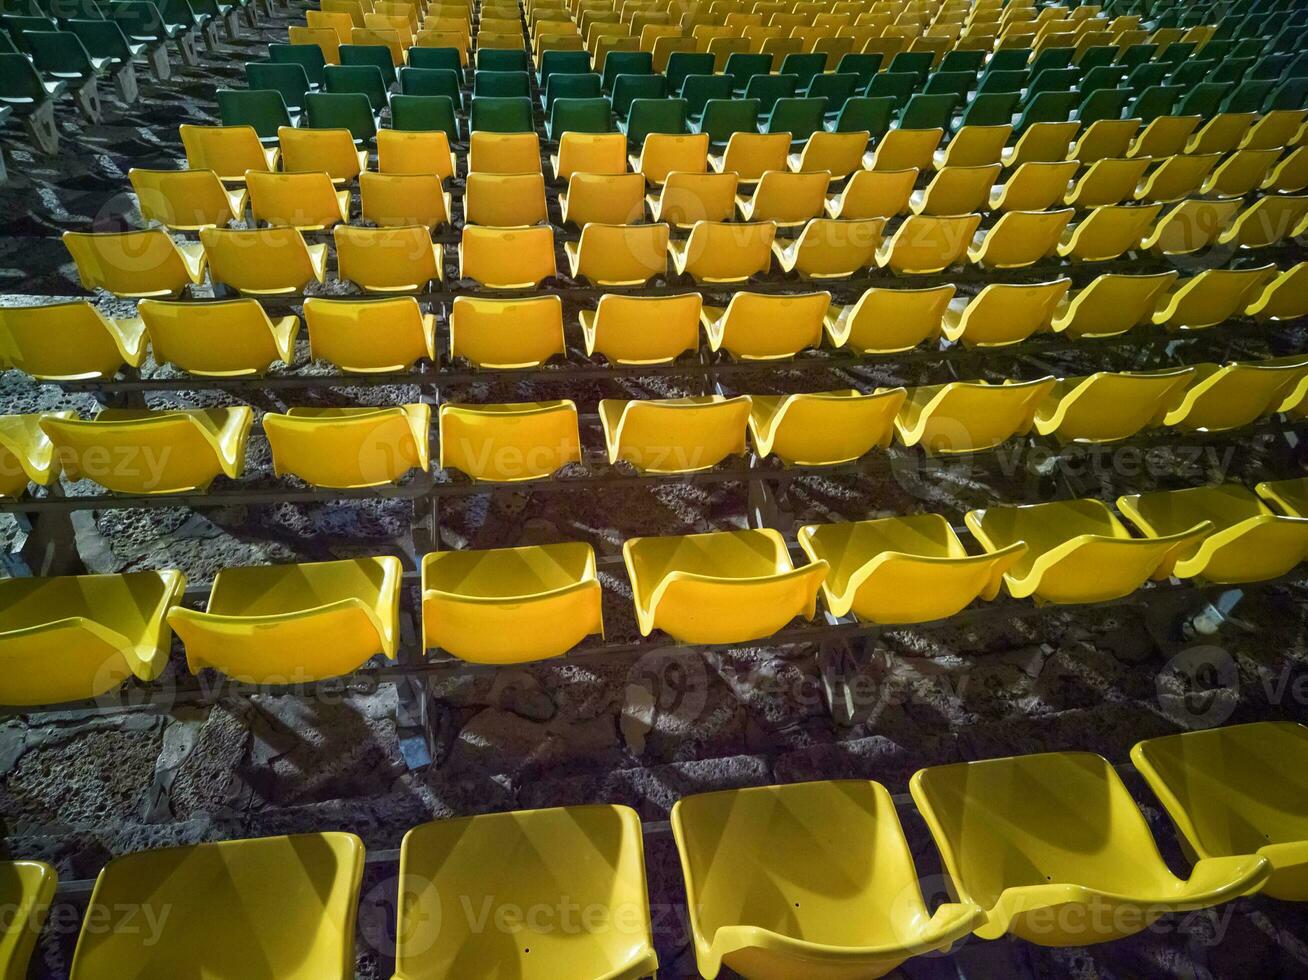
[247,170,350,230]
[942,278,1069,347]
[773,217,885,278]
[737,170,828,225]
[200,227,327,296]
[0,412,70,498]
[565,222,670,286]
[1140,198,1241,257]
[359,172,452,229]
[278,126,367,182]
[969,207,1073,268]
[180,124,279,181]
[1033,367,1193,443]
[139,298,298,377]
[1244,262,1308,321]
[1160,359,1305,431]
[0,302,145,381]
[395,805,657,980]
[130,167,246,230]
[825,168,917,219]
[672,780,982,980]
[750,388,905,466]
[422,541,602,662]
[63,230,206,299]
[377,130,458,181]
[701,290,827,360]
[580,291,701,365]
[1256,476,1308,517]
[553,132,627,180]
[910,751,1269,946]
[632,133,710,184]
[0,861,55,980]
[334,225,444,294]
[1151,265,1277,331]
[560,172,645,225]
[465,172,549,226]
[459,225,557,288]
[438,400,581,481]
[169,557,401,682]
[911,164,1001,216]
[0,570,185,705]
[895,377,1054,453]
[601,395,750,473]
[70,833,365,980]
[623,527,827,642]
[875,213,980,274]
[1132,721,1308,901]
[668,220,776,282]
[1057,203,1162,262]
[825,284,954,352]
[789,132,867,178]
[990,160,1078,211]
[798,514,1025,623]
[713,133,790,183]
[651,171,738,226]
[265,405,430,489]
[449,294,564,369]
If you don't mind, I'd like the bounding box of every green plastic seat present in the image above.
[1028,48,1072,77]
[304,90,376,142]
[887,49,931,84]
[1079,64,1124,97]
[545,95,610,138]
[538,48,589,87]
[681,71,731,119]
[779,51,825,90]
[620,96,686,143]
[1128,83,1182,123]
[612,71,667,121]
[743,71,797,115]
[1209,56,1255,84]
[958,91,1019,128]
[665,50,713,93]
[398,66,462,109]
[827,94,893,136]
[866,69,915,109]
[1126,62,1169,90]
[921,69,972,104]
[1014,90,1078,131]
[987,48,1031,72]
[1077,87,1129,125]
[475,47,528,73]
[469,94,534,132]
[340,42,396,88]
[1269,77,1308,111]
[761,96,824,142]
[1223,78,1275,113]
[246,61,309,112]
[695,96,758,143]
[269,41,326,87]
[835,52,882,88]
[66,18,138,71]
[1157,41,1197,66]
[1168,59,1218,89]
[724,52,771,94]
[389,93,457,139]
[807,71,858,115]
[323,63,388,113]
[407,46,461,72]
[542,69,599,110]
[1176,81,1229,118]
[1076,45,1117,71]
[1024,67,1079,104]
[1116,43,1157,70]
[898,92,956,130]
[473,68,530,98]
[600,49,650,93]
[939,49,984,73]
[976,68,1026,95]
[26,29,105,88]
[5,14,58,50]
[217,87,291,139]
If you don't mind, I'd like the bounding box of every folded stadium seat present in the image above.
[969,208,1074,269]
[700,290,828,360]
[824,283,954,353]
[624,527,827,642]
[1156,359,1307,432]
[579,292,701,364]
[551,132,627,181]
[1151,265,1279,331]
[199,227,326,296]
[137,299,297,377]
[1239,109,1307,151]
[600,395,751,473]
[1033,367,1196,443]
[1056,202,1163,262]
[875,213,981,274]
[438,400,581,482]
[463,172,548,227]
[0,860,54,977]
[787,131,868,179]
[129,168,246,230]
[910,751,1269,944]
[63,229,206,299]
[1118,483,1308,584]
[395,805,656,978]
[69,833,364,978]
[910,164,1001,216]
[825,168,917,219]
[1258,477,1308,518]
[647,170,738,226]
[1132,721,1308,902]
[41,407,252,494]
[988,160,1078,211]
[565,222,670,286]
[1140,199,1242,258]
[1245,263,1308,321]
[217,87,293,141]
[941,278,1071,348]
[448,295,564,369]
[1000,120,1079,167]
[894,377,1054,453]
[932,125,1012,170]
[333,225,443,294]
[264,406,430,489]
[303,296,435,372]
[1218,195,1308,250]
[1063,157,1150,209]
[630,132,709,183]
[458,225,556,289]
[0,568,184,704]
[668,219,776,282]
[1126,114,1200,159]
[710,131,789,182]
[0,302,145,381]
[1134,152,1222,203]
[671,780,980,980]
[468,132,542,176]
[180,124,278,181]
[864,127,944,171]
[797,513,1024,623]
[278,127,367,184]
[749,388,906,465]
[246,170,350,230]
[773,217,885,278]
[0,412,71,499]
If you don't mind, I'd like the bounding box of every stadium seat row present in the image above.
[2,721,1301,977]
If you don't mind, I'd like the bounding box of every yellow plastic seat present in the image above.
[69,833,364,980]
[1118,483,1308,584]
[1150,265,1277,331]
[1244,262,1308,321]
[63,230,206,299]
[246,170,350,230]
[0,861,55,977]
[421,542,603,662]
[449,295,563,369]
[304,296,436,372]
[334,225,443,294]
[1063,157,1150,208]
[797,514,1025,622]
[0,301,144,381]
[735,170,828,226]
[1239,109,1307,151]
[138,298,297,377]
[1202,148,1281,197]
[564,222,669,286]
[129,167,247,230]
[395,805,656,980]
[971,208,1073,268]
[1262,145,1308,194]
[200,227,327,296]
[700,291,828,360]
[1257,476,1308,517]
[933,124,1012,169]
[964,497,1210,603]
[170,557,401,681]
[600,395,750,473]
[0,412,70,498]
[631,132,710,184]
[0,570,185,705]
[1033,367,1193,442]
[438,400,581,481]
[360,172,452,229]
[1158,359,1306,432]
[264,406,430,489]
[1067,119,1140,165]
[464,172,548,226]
[1217,194,1308,250]
[1000,121,1078,168]
[777,130,857,178]
[824,167,916,218]
[468,132,542,174]
[864,127,943,171]
[623,528,827,642]
[671,779,981,980]
[180,124,279,181]
[875,213,980,274]
[910,751,1269,945]
[749,388,905,466]
[711,131,790,183]
[41,408,252,494]
[1127,114,1200,158]
[278,127,368,184]
[1185,112,1256,155]
[1132,721,1308,902]
[1139,198,1240,257]
[377,129,458,181]
[989,160,1079,212]
[559,172,645,225]
[551,131,627,180]
[895,377,1055,453]
[668,219,776,282]
[910,163,1000,215]
[772,217,885,278]
[824,284,954,352]
[1135,153,1220,203]
[459,225,556,288]
[941,278,1070,348]
[1056,202,1162,262]
[580,292,701,364]
[648,171,737,227]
